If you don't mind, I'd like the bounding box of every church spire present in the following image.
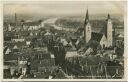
[84,8,91,44]
[84,9,89,26]
[108,14,111,19]
[106,13,111,21]
[15,13,17,27]
[15,13,17,23]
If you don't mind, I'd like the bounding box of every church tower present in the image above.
[106,14,113,47]
[15,13,17,27]
[84,9,92,44]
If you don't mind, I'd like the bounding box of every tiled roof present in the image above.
[91,32,103,42]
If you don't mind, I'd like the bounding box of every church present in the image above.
[83,9,115,48]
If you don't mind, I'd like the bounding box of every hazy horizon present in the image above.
[4,1,125,16]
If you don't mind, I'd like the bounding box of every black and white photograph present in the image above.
[3,1,125,79]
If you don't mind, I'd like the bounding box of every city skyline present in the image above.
[3,1,124,79]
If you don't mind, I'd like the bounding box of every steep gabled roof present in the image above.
[91,32,103,42]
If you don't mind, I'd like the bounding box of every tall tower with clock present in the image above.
[84,9,92,44]
[106,14,113,47]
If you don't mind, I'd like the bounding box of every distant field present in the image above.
[55,17,124,34]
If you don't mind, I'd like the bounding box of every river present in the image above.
[41,18,76,32]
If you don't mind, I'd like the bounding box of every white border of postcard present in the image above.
[0,0,127,81]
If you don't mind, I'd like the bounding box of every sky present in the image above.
[4,1,125,16]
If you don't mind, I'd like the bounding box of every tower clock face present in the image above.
[86,26,91,36]
[87,26,91,32]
